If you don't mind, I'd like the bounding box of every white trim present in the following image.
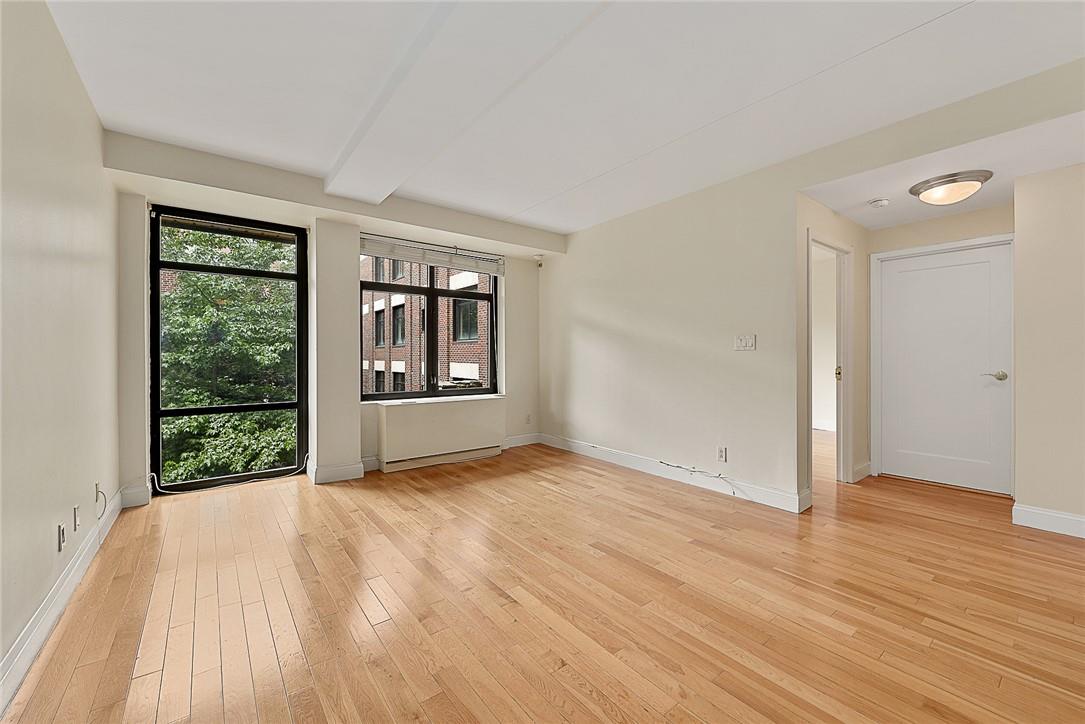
[1,492,123,712]
[362,456,381,472]
[120,481,151,508]
[503,433,543,449]
[853,461,872,481]
[870,234,1014,481]
[808,232,854,484]
[381,446,501,473]
[538,435,807,513]
[306,460,365,484]
[1012,504,1085,539]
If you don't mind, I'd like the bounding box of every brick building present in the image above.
[360,255,492,396]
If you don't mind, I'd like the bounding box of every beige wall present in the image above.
[868,203,1014,254]
[1013,164,1085,517]
[1,0,118,658]
[811,256,837,432]
[538,60,1083,510]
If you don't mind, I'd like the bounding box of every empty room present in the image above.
[3,1,1084,722]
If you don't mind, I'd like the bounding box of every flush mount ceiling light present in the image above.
[909,170,993,206]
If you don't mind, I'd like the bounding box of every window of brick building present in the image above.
[360,244,498,401]
[452,299,478,341]
[374,308,385,347]
[392,304,406,346]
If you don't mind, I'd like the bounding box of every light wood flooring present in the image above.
[4,435,1084,723]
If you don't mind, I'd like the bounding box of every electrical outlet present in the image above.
[57,523,67,552]
[733,334,757,351]
[717,445,728,463]
[525,413,532,425]
[73,505,80,532]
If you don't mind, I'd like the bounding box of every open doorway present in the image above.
[809,238,852,487]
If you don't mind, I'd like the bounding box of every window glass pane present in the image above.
[160,410,296,485]
[438,297,491,390]
[160,270,297,408]
[452,299,478,341]
[434,266,491,293]
[360,254,428,286]
[160,217,296,273]
[393,372,405,391]
[362,290,426,395]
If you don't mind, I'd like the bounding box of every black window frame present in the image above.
[150,205,308,493]
[361,266,497,401]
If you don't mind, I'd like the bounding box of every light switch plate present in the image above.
[734,334,757,351]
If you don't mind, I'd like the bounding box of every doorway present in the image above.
[150,206,309,492]
[809,240,851,486]
[871,236,1013,494]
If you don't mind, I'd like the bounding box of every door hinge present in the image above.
[835,365,842,381]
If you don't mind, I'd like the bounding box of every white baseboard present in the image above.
[503,433,543,448]
[120,481,150,508]
[1,490,123,713]
[306,460,365,484]
[538,434,807,513]
[381,445,501,473]
[853,461,871,481]
[361,456,381,473]
[1012,504,1085,539]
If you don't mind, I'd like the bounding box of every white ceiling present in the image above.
[49,1,1085,234]
[804,112,1085,229]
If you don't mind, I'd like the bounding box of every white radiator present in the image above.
[376,396,506,472]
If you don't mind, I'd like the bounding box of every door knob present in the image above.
[981,370,1008,381]
[834,365,842,381]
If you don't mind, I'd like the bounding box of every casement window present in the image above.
[150,206,307,492]
[360,236,500,400]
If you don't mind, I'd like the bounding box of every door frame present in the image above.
[870,233,1014,491]
[807,232,853,484]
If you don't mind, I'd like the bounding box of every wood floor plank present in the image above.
[6,435,1084,724]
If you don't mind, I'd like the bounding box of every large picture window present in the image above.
[360,244,498,400]
[150,206,307,492]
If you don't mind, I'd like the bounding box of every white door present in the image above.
[878,243,1012,494]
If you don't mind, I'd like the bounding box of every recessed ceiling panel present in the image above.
[804,112,1085,229]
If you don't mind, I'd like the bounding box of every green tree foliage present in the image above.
[159,225,299,484]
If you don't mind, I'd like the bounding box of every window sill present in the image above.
[362,394,504,407]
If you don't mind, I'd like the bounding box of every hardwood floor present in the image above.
[5,440,1084,723]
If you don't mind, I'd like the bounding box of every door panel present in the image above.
[879,244,1011,493]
